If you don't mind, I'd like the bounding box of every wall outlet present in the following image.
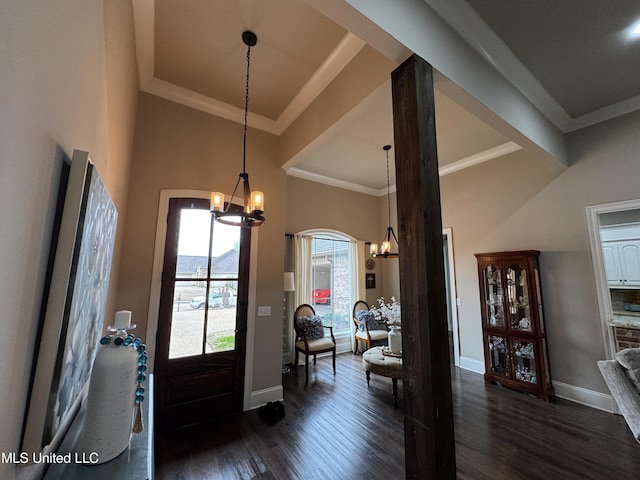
[258,306,271,317]
[456,298,462,306]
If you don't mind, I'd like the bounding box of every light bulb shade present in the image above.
[381,241,391,254]
[210,192,224,212]
[251,191,264,212]
[370,243,379,255]
[284,272,295,292]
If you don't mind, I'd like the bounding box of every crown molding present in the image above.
[438,141,521,176]
[287,167,382,196]
[287,142,520,195]
[567,94,640,132]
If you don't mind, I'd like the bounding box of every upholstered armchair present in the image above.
[293,304,336,384]
[352,300,388,354]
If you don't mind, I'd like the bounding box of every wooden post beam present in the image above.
[391,54,457,479]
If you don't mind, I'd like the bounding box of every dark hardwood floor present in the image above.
[155,353,640,479]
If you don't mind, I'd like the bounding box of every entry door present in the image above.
[154,198,250,430]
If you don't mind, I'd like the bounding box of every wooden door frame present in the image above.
[145,189,259,411]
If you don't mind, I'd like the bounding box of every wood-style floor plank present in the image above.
[155,353,640,479]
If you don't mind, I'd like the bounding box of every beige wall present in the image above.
[441,109,640,393]
[120,93,286,393]
[0,1,137,478]
[278,46,396,167]
[285,176,393,306]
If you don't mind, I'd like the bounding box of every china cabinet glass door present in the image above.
[506,263,532,333]
[511,338,537,384]
[483,263,504,327]
[488,335,510,377]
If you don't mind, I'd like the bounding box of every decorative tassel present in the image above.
[132,403,144,434]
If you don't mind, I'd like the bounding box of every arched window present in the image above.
[294,230,364,336]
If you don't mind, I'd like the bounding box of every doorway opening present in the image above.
[586,198,640,360]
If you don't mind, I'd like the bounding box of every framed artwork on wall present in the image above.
[366,273,376,289]
[22,150,118,454]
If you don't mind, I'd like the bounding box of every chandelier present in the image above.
[370,145,399,258]
[210,31,265,228]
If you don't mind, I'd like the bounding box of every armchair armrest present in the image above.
[598,359,640,443]
[323,325,336,342]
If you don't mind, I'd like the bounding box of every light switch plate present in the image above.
[258,306,271,316]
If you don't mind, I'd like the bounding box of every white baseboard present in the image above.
[552,380,613,412]
[459,356,485,374]
[248,385,283,410]
[456,358,612,412]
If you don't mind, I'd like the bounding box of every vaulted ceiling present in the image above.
[133,0,640,195]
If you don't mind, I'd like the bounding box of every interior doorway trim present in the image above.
[586,198,640,361]
[443,228,460,367]
[146,189,258,411]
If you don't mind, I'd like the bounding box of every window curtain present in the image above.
[349,240,366,351]
[294,234,313,307]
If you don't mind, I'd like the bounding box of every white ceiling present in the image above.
[132,0,640,195]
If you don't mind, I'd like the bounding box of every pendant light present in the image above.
[370,145,399,258]
[210,31,265,228]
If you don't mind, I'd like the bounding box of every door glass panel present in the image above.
[484,264,504,327]
[170,282,205,358]
[506,264,532,332]
[168,208,241,359]
[488,335,509,376]
[205,280,238,353]
[513,339,537,384]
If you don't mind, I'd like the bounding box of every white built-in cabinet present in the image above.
[601,224,640,288]
[602,241,640,287]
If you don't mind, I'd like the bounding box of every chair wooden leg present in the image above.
[294,348,299,367]
[305,354,309,385]
[353,338,357,354]
[332,350,336,374]
[313,354,317,365]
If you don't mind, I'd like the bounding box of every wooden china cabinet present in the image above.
[475,250,554,401]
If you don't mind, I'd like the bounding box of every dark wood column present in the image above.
[391,55,456,479]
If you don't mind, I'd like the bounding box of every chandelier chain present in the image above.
[386,148,391,225]
[242,41,251,174]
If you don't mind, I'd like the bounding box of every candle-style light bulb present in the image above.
[251,191,264,212]
[210,192,224,212]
